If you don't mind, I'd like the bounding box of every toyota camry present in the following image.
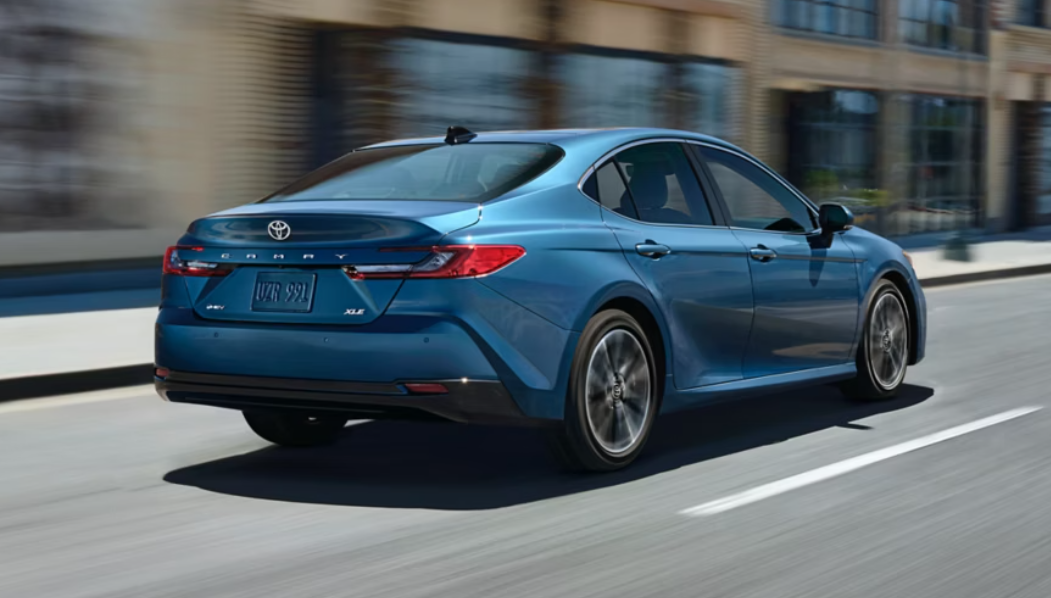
[154,127,926,472]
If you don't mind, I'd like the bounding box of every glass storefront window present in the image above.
[558,54,668,128]
[1017,0,1044,26]
[899,0,987,54]
[778,0,878,39]
[786,90,879,203]
[389,39,534,138]
[1038,106,1051,216]
[900,95,983,234]
[681,63,740,142]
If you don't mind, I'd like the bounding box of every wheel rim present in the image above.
[584,329,652,455]
[868,292,908,390]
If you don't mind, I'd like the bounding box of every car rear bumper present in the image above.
[155,370,542,426]
[156,277,578,421]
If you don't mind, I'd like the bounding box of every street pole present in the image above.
[944,11,974,261]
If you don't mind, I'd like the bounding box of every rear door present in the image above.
[585,141,753,390]
[692,144,860,378]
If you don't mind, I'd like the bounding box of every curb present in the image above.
[2,264,1050,402]
[0,364,153,403]
[919,263,1051,288]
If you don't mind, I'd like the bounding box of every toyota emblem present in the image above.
[267,220,291,241]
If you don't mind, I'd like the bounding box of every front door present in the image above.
[582,142,754,390]
[694,144,860,378]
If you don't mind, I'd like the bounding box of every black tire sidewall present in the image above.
[563,309,659,471]
[858,281,910,398]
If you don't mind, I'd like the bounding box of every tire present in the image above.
[841,280,910,401]
[548,309,660,472]
[243,411,348,448]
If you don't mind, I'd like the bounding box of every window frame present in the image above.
[687,143,822,235]
[898,0,989,55]
[776,0,880,41]
[577,138,726,229]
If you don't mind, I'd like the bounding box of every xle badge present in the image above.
[344,309,365,316]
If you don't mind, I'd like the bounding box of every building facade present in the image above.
[1,0,1048,266]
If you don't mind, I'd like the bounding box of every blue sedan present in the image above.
[155,127,926,472]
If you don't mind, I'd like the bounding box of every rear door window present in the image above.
[265,143,564,203]
[614,143,714,226]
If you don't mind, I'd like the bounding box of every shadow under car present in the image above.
[163,383,934,510]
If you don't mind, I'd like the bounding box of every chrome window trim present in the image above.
[576,137,824,235]
[575,137,727,230]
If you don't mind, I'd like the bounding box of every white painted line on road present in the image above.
[680,406,1043,517]
[0,385,151,415]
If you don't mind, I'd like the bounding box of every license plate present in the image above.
[251,272,316,313]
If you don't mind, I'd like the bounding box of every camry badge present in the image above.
[267,220,291,241]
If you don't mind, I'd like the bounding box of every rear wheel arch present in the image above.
[594,296,668,401]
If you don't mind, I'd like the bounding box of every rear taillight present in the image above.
[163,246,230,277]
[345,245,525,280]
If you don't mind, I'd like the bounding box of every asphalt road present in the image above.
[3,275,1051,598]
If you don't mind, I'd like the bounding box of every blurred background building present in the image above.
[2,0,1050,267]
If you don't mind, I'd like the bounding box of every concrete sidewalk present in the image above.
[908,235,1051,287]
[1,232,1050,400]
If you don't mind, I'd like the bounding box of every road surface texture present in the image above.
[3,275,1051,598]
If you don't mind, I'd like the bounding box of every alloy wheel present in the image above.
[584,329,653,455]
[868,292,908,390]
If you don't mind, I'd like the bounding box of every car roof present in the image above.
[363,127,744,154]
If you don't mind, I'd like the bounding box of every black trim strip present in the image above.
[157,371,540,426]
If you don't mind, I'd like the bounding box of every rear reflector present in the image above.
[154,367,170,379]
[164,246,230,277]
[346,245,525,280]
[404,383,449,395]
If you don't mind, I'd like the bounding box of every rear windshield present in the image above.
[264,143,564,203]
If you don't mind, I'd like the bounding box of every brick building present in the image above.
[2,0,1050,266]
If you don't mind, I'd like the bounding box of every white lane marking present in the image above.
[681,406,1043,517]
[0,385,151,415]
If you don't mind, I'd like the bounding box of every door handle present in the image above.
[749,246,777,262]
[635,242,671,259]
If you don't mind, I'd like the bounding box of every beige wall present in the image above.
[771,37,989,98]
[689,15,745,61]
[264,0,380,25]
[415,0,539,39]
[565,0,668,52]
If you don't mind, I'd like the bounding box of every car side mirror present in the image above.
[819,203,854,235]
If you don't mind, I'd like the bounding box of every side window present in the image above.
[698,147,817,233]
[613,143,713,226]
[584,161,639,219]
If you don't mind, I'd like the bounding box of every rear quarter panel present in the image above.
[442,183,673,417]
